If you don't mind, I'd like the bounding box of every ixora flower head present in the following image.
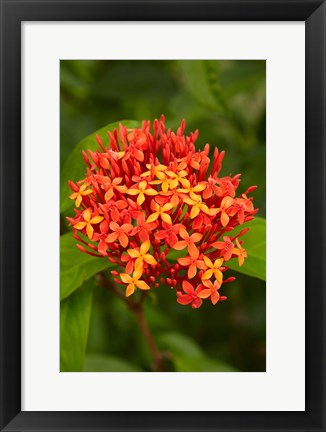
[67,116,258,308]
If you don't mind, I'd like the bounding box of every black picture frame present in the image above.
[1,1,325,431]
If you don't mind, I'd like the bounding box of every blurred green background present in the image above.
[60,60,266,372]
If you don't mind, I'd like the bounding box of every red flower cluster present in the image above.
[67,116,258,308]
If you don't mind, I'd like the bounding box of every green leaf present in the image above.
[60,233,113,301]
[60,282,93,372]
[158,332,236,372]
[227,217,266,281]
[85,354,141,372]
[60,120,140,213]
[158,331,203,358]
[178,60,227,112]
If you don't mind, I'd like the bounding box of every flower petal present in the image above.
[221,211,229,227]
[83,209,91,221]
[202,269,214,280]
[137,192,145,205]
[140,240,150,254]
[188,243,198,257]
[214,258,224,268]
[75,195,82,208]
[127,248,140,258]
[203,256,213,268]
[177,257,192,266]
[144,254,157,265]
[86,223,94,240]
[190,232,203,243]
[118,232,129,248]
[126,189,139,196]
[177,295,192,305]
[109,221,119,232]
[90,216,104,224]
[179,226,189,240]
[182,280,194,294]
[188,264,197,279]
[197,289,211,299]
[105,232,118,243]
[211,291,220,305]
[121,223,133,233]
[73,222,87,230]
[135,280,150,290]
[146,213,159,223]
[162,202,175,212]
[173,241,187,250]
[191,298,202,309]
[190,206,200,219]
[144,189,158,196]
[126,284,135,297]
[133,267,143,280]
[161,213,172,224]
[120,273,132,283]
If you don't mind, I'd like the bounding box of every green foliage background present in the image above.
[60,60,266,372]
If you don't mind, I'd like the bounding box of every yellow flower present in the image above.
[69,184,93,207]
[146,202,175,224]
[202,257,224,282]
[177,180,206,201]
[127,240,157,269]
[126,180,158,205]
[140,163,168,179]
[165,169,189,189]
[119,268,150,297]
[73,208,103,240]
[182,196,211,219]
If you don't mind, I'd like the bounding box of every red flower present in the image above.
[105,221,133,248]
[177,248,206,279]
[212,236,234,261]
[177,281,204,309]
[130,213,157,242]
[154,221,182,247]
[67,116,258,308]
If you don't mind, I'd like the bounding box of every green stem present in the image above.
[100,273,164,372]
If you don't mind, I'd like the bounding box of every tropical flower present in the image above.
[67,116,258,308]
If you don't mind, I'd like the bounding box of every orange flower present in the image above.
[101,177,127,201]
[216,196,234,227]
[105,221,133,248]
[197,279,221,305]
[173,226,203,256]
[177,248,206,279]
[73,208,103,240]
[119,268,150,297]
[127,240,157,269]
[233,238,247,266]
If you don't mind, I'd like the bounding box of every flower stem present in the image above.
[100,273,164,372]
[132,305,164,372]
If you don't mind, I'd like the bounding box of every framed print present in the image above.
[0,1,325,431]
